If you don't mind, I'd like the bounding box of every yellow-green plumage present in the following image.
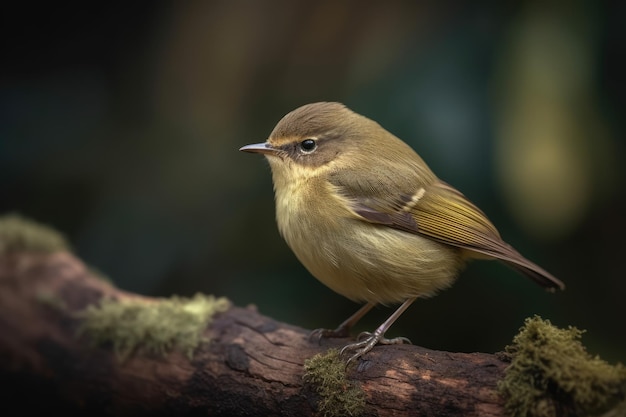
[274,170,463,304]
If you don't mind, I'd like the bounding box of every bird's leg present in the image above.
[340,297,416,364]
[310,302,376,343]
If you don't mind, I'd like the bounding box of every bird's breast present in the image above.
[272,175,464,304]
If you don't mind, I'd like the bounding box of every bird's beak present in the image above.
[239,142,277,155]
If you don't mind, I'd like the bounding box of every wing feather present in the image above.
[331,174,564,291]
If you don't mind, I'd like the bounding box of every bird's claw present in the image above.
[340,332,412,364]
[356,331,411,345]
[309,326,351,344]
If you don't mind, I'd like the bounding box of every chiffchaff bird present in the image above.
[240,102,564,363]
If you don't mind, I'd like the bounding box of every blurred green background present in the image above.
[2,2,624,362]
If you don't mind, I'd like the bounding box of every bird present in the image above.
[240,101,564,363]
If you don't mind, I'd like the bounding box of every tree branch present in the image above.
[0,251,508,416]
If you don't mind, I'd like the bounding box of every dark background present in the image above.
[2,2,624,362]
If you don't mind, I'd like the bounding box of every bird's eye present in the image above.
[299,138,317,153]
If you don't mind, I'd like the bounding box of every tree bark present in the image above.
[0,251,508,416]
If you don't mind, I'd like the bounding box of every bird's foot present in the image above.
[309,326,351,344]
[340,331,412,364]
[308,303,377,345]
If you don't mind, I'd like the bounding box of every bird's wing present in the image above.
[330,173,564,290]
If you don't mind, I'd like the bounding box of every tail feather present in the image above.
[502,259,565,291]
[463,243,565,291]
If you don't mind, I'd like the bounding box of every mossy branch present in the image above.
[0,214,624,417]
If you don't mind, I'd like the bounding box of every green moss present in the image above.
[498,316,626,417]
[0,213,69,254]
[303,349,366,417]
[78,293,230,360]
